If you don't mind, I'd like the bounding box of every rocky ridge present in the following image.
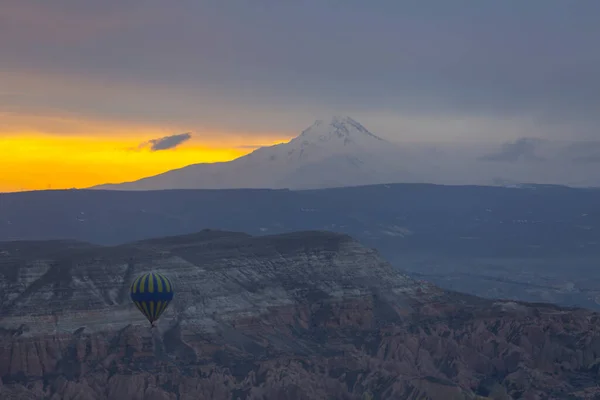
[1,230,600,399]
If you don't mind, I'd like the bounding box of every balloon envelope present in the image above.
[130,272,174,324]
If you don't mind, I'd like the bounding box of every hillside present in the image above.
[1,230,600,399]
[3,184,599,256]
[1,183,600,310]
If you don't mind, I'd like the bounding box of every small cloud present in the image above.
[479,138,545,162]
[139,132,192,151]
[236,144,262,149]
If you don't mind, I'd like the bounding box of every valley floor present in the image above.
[390,254,600,311]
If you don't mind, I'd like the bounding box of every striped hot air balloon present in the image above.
[130,272,174,327]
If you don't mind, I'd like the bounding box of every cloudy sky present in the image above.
[1,0,598,191]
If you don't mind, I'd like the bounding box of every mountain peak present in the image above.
[298,116,385,144]
[90,116,394,191]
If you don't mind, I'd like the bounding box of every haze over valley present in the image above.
[2,183,600,313]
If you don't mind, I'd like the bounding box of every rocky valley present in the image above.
[1,230,599,399]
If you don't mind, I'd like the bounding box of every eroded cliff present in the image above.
[1,230,599,399]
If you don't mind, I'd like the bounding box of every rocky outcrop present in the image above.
[1,230,600,399]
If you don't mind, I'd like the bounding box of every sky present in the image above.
[1,0,599,191]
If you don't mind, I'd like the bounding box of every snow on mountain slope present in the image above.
[92,116,415,190]
[91,116,600,191]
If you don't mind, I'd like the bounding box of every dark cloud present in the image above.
[560,142,600,164]
[140,133,191,152]
[1,1,599,140]
[480,138,546,162]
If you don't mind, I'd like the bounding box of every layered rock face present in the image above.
[1,230,599,399]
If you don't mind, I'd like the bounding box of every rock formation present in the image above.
[1,230,599,399]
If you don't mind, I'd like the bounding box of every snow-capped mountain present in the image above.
[92,116,416,190]
[91,116,600,191]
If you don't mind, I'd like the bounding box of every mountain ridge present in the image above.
[89,116,600,191]
[91,116,408,191]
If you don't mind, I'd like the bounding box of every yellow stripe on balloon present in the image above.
[131,275,143,294]
[159,301,168,317]
[148,273,154,293]
[155,301,162,319]
[141,302,151,320]
[163,275,171,292]
[140,274,148,294]
[156,275,163,293]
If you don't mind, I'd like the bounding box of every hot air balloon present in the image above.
[130,272,174,327]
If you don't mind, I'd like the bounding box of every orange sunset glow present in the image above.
[0,127,290,192]
[0,68,295,193]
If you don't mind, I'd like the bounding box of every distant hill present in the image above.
[2,183,599,257]
[2,183,600,310]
